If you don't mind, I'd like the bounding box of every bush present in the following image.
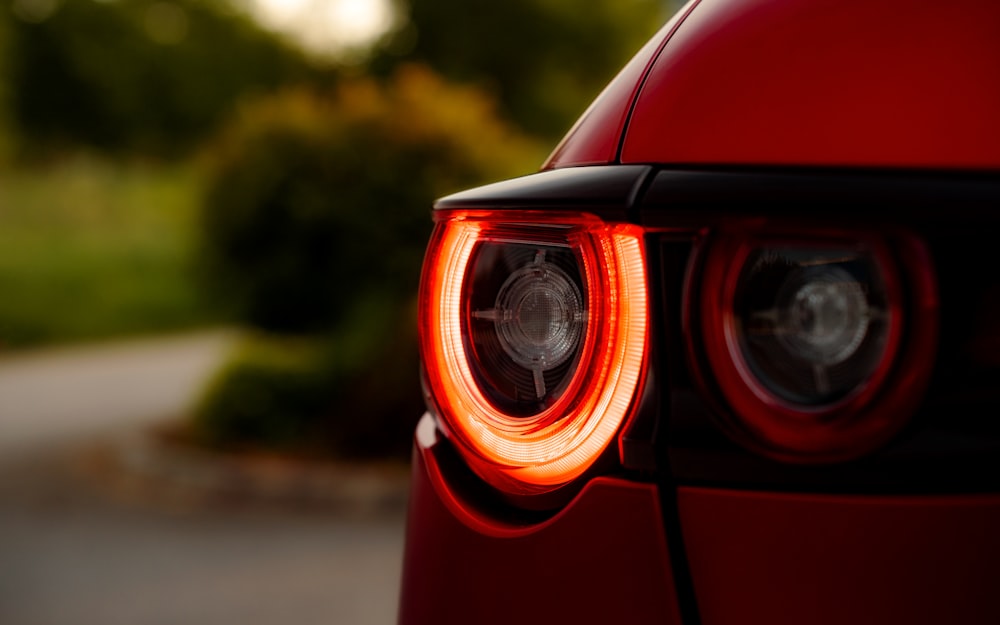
[193,297,425,460]
[193,334,334,451]
[376,0,666,139]
[194,66,543,455]
[201,64,543,332]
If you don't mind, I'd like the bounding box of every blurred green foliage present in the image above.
[0,158,223,347]
[2,0,325,158]
[193,296,422,459]
[200,64,544,333]
[379,0,666,139]
[0,0,674,457]
[0,13,12,162]
[0,0,667,158]
[194,333,335,451]
[192,65,543,452]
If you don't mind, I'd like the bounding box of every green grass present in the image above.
[0,156,227,349]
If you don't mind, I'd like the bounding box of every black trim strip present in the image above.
[433,165,653,221]
[658,482,703,625]
[640,168,1000,221]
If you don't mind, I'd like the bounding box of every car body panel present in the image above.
[621,0,1000,169]
[679,486,1000,625]
[542,1,701,170]
[398,415,683,625]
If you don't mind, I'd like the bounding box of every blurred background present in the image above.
[0,0,671,623]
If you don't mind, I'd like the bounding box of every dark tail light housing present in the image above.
[688,225,939,463]
[416,168,955,503]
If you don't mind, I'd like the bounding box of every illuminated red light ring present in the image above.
[420,212,647,494]
[695,228,936,462]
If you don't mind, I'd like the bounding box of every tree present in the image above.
[3,0,325,158]
[200,64,543,332]
[377,0,666,139]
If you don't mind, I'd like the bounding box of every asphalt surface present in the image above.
[0,331,407,625]
[0,331,234,458]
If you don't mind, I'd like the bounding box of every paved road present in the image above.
[0,331,407,625]
[0,331,235,458]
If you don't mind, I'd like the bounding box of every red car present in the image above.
[398,0,1000,623]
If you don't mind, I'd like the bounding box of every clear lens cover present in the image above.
[694,226,937,463]
[465,243,586,415]
[734,247,891,405]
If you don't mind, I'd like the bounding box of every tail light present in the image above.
[691,226,938,462]
[419,212,648,496]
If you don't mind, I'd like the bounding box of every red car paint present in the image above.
[622,0,1000,169]
[679,487,1000,625]
[399,415,682,625]
[400,1,1000,623]
[542,1,700,170]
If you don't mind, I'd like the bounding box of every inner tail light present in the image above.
[694,227,938,463]
[420,212,648,496]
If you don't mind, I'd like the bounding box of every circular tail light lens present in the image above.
[420,212,647,496]
[695,229,937,462]
[466,243,586,415]
[735,247,893,406]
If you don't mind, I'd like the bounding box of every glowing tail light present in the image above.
[419,212,648,496]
